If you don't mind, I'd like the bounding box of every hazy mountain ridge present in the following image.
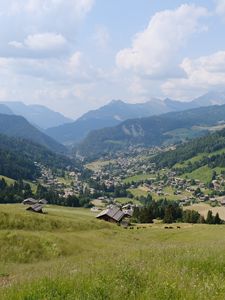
[45,98,188,144]
[46,91,225,145]
[0,101,72,129]
[46,98,173,144]
[0,104,13,115]
[77,104,225,159]
[0,113,67,154]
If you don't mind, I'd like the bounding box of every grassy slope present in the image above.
[0,175,37,193]
[175,148,225,169]
[85,160,115,171]
[0,175,15,185]
[185,203,225,220]
[123,173,155,184]
[128,186,193,202]
[115,197,141,205]
[181,165,225,184]
[173,148,225,184]
[2,205,225,299]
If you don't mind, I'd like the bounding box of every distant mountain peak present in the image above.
[108,99,125,105]
[0,101,73,129]
[46,91,225,146]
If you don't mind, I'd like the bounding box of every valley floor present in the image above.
[1,204,225,299]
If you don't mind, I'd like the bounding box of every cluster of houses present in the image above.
[22,198,48,213]
[36,163,84,199]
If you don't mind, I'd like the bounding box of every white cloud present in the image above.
[93,26,110,50]
[0,88,8,100]
[8,41,24,49]
[215,0,225,16]
[67,51,104,82]
[24,32,67,51]
[0,0,95,58]
[3,0,95,17]
[116,4,208,79]
[162,51,225,99]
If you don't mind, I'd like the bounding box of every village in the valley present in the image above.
[31,145,225,221]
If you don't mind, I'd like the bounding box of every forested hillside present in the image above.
[149,128,225,181]
[151,128,225,168]
[0,113,67,154]
[77,104,225,159]
[0,134,76,180]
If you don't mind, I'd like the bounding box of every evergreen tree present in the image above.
[198,215,205,224]
[206,210,214,224]
[163,206,174,223]
[214,212,222,224]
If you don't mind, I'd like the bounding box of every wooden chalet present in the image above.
[96,207,126,224]
[22,198,38,205]
[39,199,48,204]
[26,203,44,214]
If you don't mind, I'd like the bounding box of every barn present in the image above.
[22,198,38,205]
[96,207,126,224]
[26,203,44,214]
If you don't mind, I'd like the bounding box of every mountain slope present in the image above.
[0,113,67,154]
[150,127,225,185]
[193,91,225,107]
[46,91,225,145]
[0,134,76,180]
[77,104,225,159]
[151,128,225,169]
[1,101,72,129]
[45,98,180,144]
[0,104,13,115]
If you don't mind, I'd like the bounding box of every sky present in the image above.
[0,0,225,119]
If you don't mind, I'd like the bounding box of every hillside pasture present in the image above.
[182,165,225,184]
[0,175,15,185]
[115,197,141,205]
[2,205,225,299]
[184,203,225,221]
[123,173,155,184]
[85,160,114,171]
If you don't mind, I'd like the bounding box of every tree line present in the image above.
[132,199,223,224]
[0,179,91,208]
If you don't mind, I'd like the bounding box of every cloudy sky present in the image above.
[1,0,225,118]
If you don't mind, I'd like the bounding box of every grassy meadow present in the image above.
[85,160,115,171]
[181,165,225,184]
[123,173,155,184]
[1,204,225,299]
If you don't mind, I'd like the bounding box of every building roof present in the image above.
[22,198,38,204]
[39,199,48,204]
[97,207,125,222]
[26,203,43,213]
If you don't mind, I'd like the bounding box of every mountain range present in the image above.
[2,91,225,157]
[76,104,225,160]
[0,101,72,129]
[46,91,225,145]
[0,104,13,115]
[0,113,67,154]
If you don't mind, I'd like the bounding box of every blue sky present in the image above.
[0,0,225,118]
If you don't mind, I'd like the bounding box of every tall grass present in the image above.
[2,205,225,299]
[3,243,225,300]
[0,206,111,232]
